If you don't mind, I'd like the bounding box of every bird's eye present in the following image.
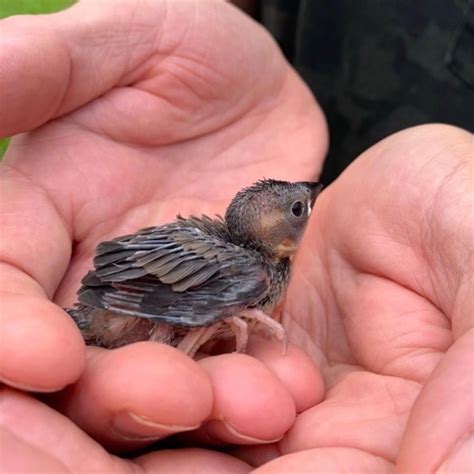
[291,201,304,217]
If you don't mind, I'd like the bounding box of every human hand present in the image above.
[245,124,472,472]
[1,1,472,473]
[0,0,327,471]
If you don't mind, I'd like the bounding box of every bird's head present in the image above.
[225,179,323,260]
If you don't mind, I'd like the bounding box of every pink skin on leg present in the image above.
[227,316,249,353]
[239,309,288,355]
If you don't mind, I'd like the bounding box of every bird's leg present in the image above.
[176,327,207,357]
[239,309,288,355]
[177,325,220,358]
[226,316,249,353]
[195,325,222,352]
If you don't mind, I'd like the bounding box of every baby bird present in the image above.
[67,179,322,357]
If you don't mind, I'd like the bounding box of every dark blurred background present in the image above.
[234,0,473,183]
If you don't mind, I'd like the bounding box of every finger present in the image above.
[0,169,71,296]
[319,124,472,378]
[0,428,69,472]
[54,342,213,451]
[397,330,474,472]
[0,0,167,136]
[0,172,85,391]
[135,448,250,474]
[1,388,249,472]
[0,0,283,140]
[0,288,84,392]
[0,388,124,472]
[186,353,296,445]
[246,336,325,413]
[253,447,394,473]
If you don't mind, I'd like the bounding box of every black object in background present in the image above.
[259,0,474,183]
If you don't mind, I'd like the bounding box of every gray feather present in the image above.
[74,217,273,327]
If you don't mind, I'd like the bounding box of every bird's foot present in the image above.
[227,316,249,353]
[177,310,288,357]
[239,309,288,355]
[177,325,220,357]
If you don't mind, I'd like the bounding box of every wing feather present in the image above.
[77,217,271,327]
[170,266,220,292]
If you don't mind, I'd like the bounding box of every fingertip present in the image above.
[0,294,86,392]
[121,343,214,421]
[197,353,296,444]
[90,342,214,423]
[59,342,214,447]
[246,336,325,412]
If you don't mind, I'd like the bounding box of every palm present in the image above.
[52,72,325,304]
[1,1,471,472]
[261,128,471,471]
[5,2,325,305]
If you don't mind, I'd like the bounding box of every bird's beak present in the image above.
[303,182,324,207]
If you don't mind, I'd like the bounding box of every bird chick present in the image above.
[67,179,323,357]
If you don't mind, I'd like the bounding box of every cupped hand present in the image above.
[1,1,472,473]
[245,124,472,472]
[0,0,327,471]
[0,0,326,387]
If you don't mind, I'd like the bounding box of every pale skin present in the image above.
[0,1,472,472]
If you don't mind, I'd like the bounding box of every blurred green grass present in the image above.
[0,0,74,17]
[0,0,75,159]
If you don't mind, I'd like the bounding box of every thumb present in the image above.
[0,0,169,136]
[397,330,474,472]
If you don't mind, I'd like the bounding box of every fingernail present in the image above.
[112,411,199,441]
[437,433,474,473]
[0,375,65,393]
[204,419,282,445]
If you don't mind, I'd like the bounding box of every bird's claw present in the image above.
[239,309,288,355]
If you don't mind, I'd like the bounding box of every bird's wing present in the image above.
[77,219,271,327]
